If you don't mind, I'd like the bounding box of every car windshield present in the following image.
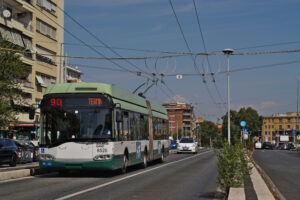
[40,107,112,147]
[180,138,194,143]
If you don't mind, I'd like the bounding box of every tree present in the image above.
[0,40,30,130]
[221,107,262,144]
[199,121,220,147]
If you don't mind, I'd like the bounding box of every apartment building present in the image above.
[262,112,300,144]
[162,102,194,137]
[0,0,64,140]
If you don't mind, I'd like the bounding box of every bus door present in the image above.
[146,101,154,161]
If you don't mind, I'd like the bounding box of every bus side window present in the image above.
[129,112,136,141]
[114,110,123,141]
[122,111,129,141]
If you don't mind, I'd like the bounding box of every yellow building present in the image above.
[262,112,300,145]
[0,0,64,140]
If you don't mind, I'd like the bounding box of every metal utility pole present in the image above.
[176,122,178,141]
[223,49,234,145]
[296,78,299,145]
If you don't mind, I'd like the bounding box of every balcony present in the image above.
[183,118,191,122]
[183,112,191,116]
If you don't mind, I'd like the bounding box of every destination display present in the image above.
[41,94,112,108]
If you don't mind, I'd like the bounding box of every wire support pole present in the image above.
[296,78,299,144]
[223,49,234,145]
[227,54,231,145]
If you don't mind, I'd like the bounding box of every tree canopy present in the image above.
[0,40,30,130]
[221,107,262,144]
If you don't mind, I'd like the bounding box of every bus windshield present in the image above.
[40,107,112,147]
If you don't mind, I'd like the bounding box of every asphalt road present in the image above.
[0,149,223,200]
[253,149,300,200]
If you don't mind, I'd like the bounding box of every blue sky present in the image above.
[64,0,300,122]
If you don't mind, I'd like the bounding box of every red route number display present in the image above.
[50,98,62,106]
[49,98,103,106]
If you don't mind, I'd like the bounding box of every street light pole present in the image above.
[296,78,299,145]
[223,49,234,145]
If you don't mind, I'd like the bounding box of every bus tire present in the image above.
[141,150,147,168]
[159,148,164,163]
[121,154,128,174]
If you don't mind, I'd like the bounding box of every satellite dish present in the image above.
[2,9,11,19]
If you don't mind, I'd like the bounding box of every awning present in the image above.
[36,75,47,87]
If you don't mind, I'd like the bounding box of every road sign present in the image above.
[243,128,247,133]
[292,129,296,134]
[240,121,246,127]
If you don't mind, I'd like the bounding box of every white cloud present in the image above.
[233,101,279,115]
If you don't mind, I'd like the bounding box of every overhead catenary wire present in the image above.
[32,4,147,77]
[56,5,150,75]
[192,0,226,110]
[169,0,224,114]
[164,59,300,77]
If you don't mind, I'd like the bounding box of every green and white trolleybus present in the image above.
[39,83,169,173]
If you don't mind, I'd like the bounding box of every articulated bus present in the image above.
[39,83,169,173]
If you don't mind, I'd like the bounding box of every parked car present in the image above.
[29,142,39,161]
[170,140,177,149]
[278,142,294,150]
[262,142,273,150]
[14,140,33,163]
[255,142,262,149]
[0,138,20,167]
[177,137,197,154]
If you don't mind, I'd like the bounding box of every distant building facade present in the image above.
[262,112,300,144]
[162,103,194,137]
[0,0,64,140]
[65,65,83,83]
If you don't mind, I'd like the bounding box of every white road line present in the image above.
[0,176,34,184]
[56,150,213,200]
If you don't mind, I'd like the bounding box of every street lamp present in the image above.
[223,48,234,145]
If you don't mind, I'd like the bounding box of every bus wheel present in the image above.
[159,150,164,163]
[141,152,147,168]
[121,154,128,174]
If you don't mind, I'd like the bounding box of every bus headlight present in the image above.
[39,154,56,160]
[93,154,112,161]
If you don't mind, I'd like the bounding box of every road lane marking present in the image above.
[56,150,213,200]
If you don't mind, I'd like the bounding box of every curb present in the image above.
[251,160,286,200]
[228,187,245,200]
[0,169,31,181]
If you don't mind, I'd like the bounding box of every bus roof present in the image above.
[44,83,167,119]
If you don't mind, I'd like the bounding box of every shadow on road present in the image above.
[198,191,225,199]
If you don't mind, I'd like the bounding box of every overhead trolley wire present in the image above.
[32,5,145,77]
[192,0,226,110]
[56,5,150,75]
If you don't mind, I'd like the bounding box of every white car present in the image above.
[255,142,262,149]
[177,138,197,154]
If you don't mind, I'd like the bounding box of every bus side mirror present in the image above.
[29,107,35,120]
[116,112,122,122]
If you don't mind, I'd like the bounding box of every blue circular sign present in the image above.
[240,121,246,127]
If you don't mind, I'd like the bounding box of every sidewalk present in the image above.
[228,161,277,200]
[0,162,39,181]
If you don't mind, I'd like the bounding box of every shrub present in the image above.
[216,141,252,190]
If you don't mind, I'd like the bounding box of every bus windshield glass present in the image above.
[40,94,113,147]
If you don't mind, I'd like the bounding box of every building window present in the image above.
[36,45,56,65]
[36,0,56,14]
[36,19,56,40]
[36,72,56,88]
